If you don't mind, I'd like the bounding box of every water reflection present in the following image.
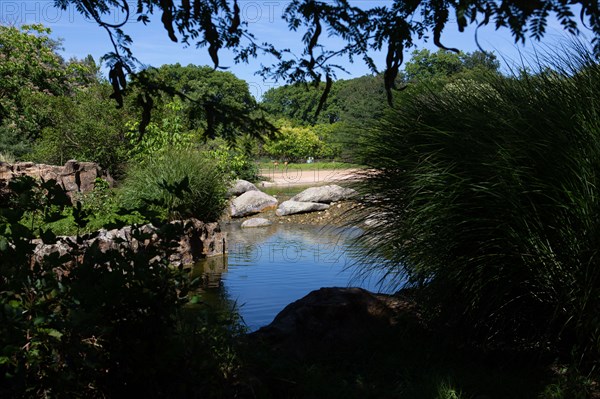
[193,223,392,331]
[191,255,228,288]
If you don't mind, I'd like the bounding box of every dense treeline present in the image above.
[0,24,264,180]
[261,49,500,126]
[0,24,502,169]
[258,49,501,162]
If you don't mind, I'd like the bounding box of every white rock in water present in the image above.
[276,200,330,216]
[227,179,259,197]
[291,184,357,203]
[230,191,278,217]
[241,218,273,228]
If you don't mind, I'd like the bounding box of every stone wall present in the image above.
[32,218,227,271]
[0,159,113,199]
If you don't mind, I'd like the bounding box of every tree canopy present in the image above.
[140,64,267,141]
[401,48,501,82]
[0,24,99,157]
[261,75,388,126]
[57,0,600,111]
[261,49,500,126]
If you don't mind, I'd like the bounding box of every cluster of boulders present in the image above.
[31,218,226,272]
[227,179,357,228]
[0,160,113,200]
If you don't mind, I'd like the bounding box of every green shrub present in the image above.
[263,122,337,162]
[31,84,134,178]
[22,178,147,236]
[352,44,600,365]
[0,151,15,163]
[118,149,229,221]
[0,176,244,397]
[204,140,260,181]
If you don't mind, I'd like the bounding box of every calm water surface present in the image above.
[194,223,393,331]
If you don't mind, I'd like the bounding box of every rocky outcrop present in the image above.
[0,160,113,199]
[31,218,226,270]
[228,179,259,197]
[275,200,330,216]
[241,217,273,228]
[230,191,278,218]
[290,184,357,203]
[251,287,419,359]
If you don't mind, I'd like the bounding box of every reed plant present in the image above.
[0,151,15,163]
[352,43,600,365]
[118,149,229,222]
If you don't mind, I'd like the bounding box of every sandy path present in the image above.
[259,168,362,187]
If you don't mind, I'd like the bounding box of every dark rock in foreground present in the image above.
[250,287,419,359]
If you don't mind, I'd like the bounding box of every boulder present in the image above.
[290,184,357,203]
[250,287,418,359]
[276,200,329,216]
[230,190,278,218]
[228,179,259,197]
[241,217,273,228]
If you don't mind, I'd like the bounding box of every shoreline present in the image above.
[257,168,362,187]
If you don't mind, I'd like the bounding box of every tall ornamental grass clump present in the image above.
[118,149,229,221]
[353,45,600,362]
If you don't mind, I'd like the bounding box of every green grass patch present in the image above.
[257,160,363,173]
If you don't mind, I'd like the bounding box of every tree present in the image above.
[0,25,66,157]
[32,82,135,175]
[0,25,101,158]
[58,0,600,114]
[261,83,330,125]
[263,121,335,162]
[145,64,263,141]
[261,75,389,126]
[401,49,500,83]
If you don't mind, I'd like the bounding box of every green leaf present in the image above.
[8,300,20,309]
[0,236,8,252]
[39,228,57,245]
[44,328,63,340]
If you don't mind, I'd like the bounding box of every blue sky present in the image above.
[1,0,589,98]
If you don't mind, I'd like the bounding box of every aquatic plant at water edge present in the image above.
[351,44,600,367]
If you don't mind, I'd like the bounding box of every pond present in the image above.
[194,222,395,331]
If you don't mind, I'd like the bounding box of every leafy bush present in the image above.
[204,140,259,181]
[352,44,600,365]
[0,176,244,397]
[118,149,229,221]
[125,98,199,163]
[263,122,336,162]
[22,178,146,236]
[31,84,133,177]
